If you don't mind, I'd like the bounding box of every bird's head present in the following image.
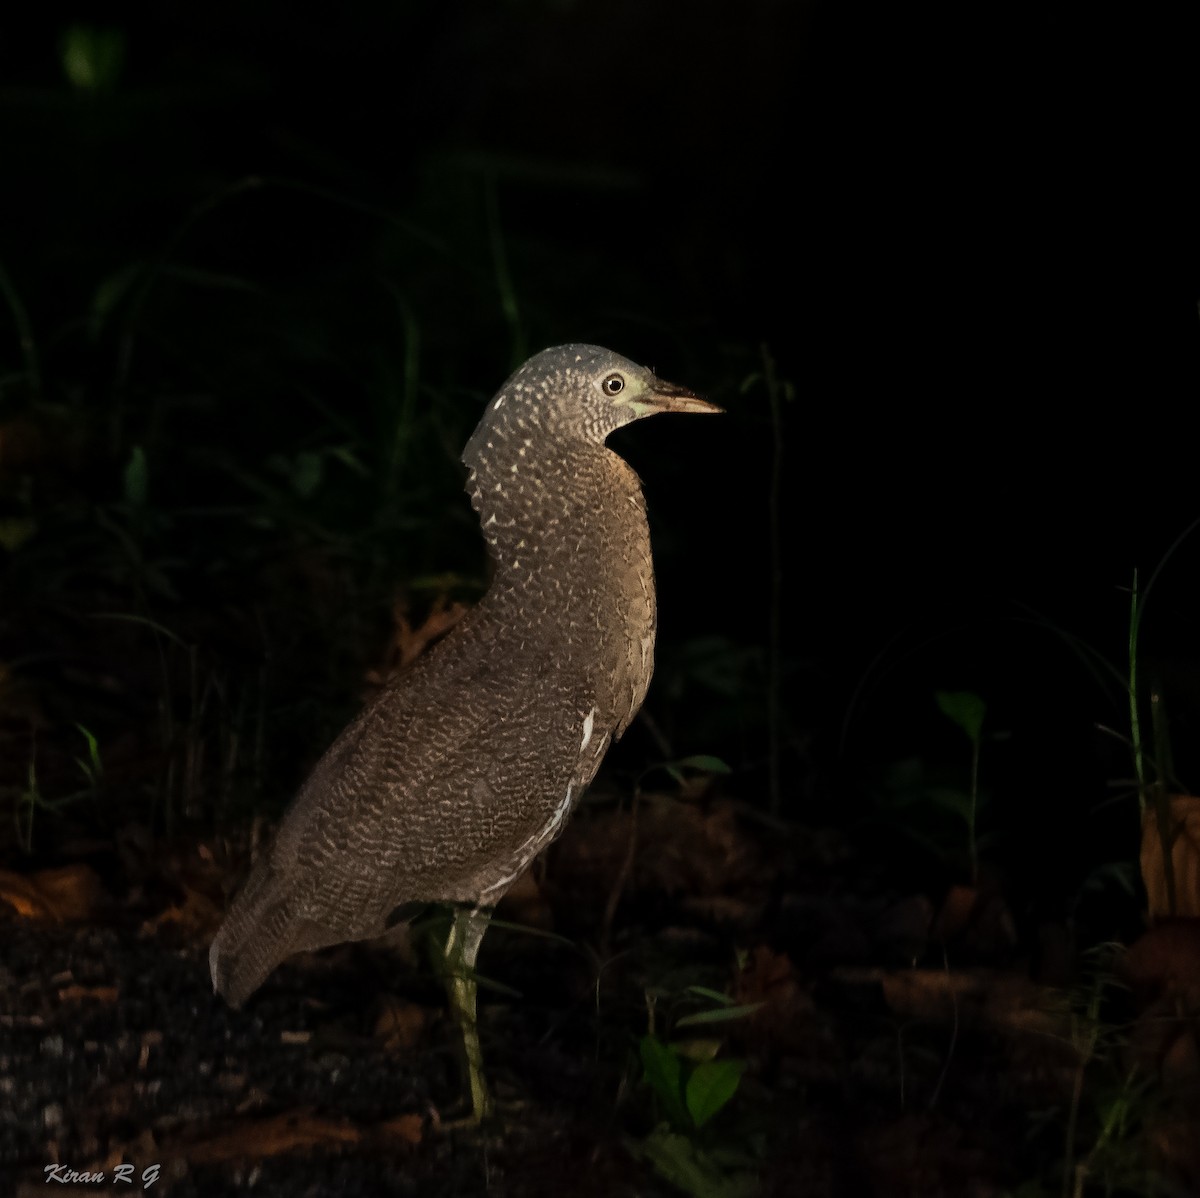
[464,344,719,465]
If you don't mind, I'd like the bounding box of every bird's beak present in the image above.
[618,378,723,417]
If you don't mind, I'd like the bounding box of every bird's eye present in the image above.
[603,374,625,395]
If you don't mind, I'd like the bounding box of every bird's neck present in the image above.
[465,436,649,592]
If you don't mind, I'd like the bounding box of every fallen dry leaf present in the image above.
[932,883,1017,958]
[0,864,106,922]
[734,945,817,1052]
[374,998,428,1051]
[0,871,47,919]
[1148,1114,1200,1193]
[138,884,223,940]
[372,1113,423,1146]
[1141,796,1200,919]
[180,1109,363,1165]
[1123,920,1200,1004]
[366,593,469,686]
[932,884,978,943]
[833,966,1069,1040]
[57,985,118,1004]
[554,795,769,907]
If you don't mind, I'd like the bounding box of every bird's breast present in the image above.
[474,452,657,738]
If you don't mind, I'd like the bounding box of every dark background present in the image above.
[1,3,1197,910]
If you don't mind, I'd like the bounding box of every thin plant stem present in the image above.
[1128,569,1145,810]
[0,257,41,398]
[761,343,784,815]
[1129,567,1179,915]
[383,282,421,492]
[1062,981,1101,1198]
[1130,510,1200,790]
[114,177,265,449]
[484,172,524,366]
[112,173,448,451]
[600,784,641,962]
[928,950,958,1110]
[1075,1066,1138,1197]
[968,733,980,887]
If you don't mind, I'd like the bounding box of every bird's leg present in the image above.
[444,904,494,1123]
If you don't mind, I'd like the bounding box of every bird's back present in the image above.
[210,602,600,1006]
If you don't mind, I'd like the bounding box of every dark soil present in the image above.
[4,802,1192,1197]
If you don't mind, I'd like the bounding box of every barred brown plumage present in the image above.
[209,344,719,1121]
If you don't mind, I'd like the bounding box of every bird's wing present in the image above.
[210,632,587,1006]
[271,632,585,920]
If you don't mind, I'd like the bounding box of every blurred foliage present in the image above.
[630,983,763,1198]
[61,25,126,93]
[0,13,774,851]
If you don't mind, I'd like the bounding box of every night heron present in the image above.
[209,344,719,1120]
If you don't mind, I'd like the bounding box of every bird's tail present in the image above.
[209,864,305,1008]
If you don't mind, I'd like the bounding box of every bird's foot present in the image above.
[435,1091,526,1133]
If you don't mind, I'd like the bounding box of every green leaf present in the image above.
[485,916,577,949]
[640,1035,689,1131]
[327,445,370,477]
[672,1038,723,1063]
[920,785,975,824]
[0,517,37,552]
[672,636,761,698]
[61,25,126,93]
[650,753,733,788]
[123,446,148,506]
[159,264,261,293]
[675,1002,764,1028]
[74,724,102,779]
[935,690,986,743]
[685,1059,746,1129]
[89,264,142,340]
[291,451,323,497]
[685,985,736,1006]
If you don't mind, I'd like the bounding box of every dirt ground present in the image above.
[2,794,1198,1197]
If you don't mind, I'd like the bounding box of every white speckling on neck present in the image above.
[580,707,596,753]
[493,395,505,409]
